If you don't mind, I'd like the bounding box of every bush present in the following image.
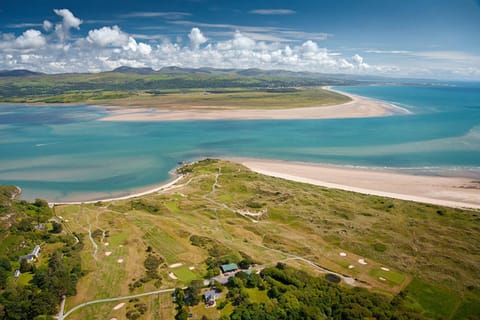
[373,243,387,252]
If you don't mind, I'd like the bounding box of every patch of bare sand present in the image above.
[113,303,125,310]
[99,89,407,122]
[236,158,480,209]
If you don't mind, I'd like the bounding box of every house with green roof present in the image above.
[220,263,238,274]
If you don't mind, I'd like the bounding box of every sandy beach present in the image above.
[234,158,480,209]
[99,88,408,122]
[50,174,183,206]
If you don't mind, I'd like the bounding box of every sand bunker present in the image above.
[358,259,367,265]
[339,252,347,257]
[117,258,124,263]
[169,263,183,268]
[379,277,386,281]
[105,251,112,256]
[189,266,195,270]
[381,267,390,271]
[348,265,355,269]
[104,242,109,246]
[168,272,178,280]
[113,303,125,310]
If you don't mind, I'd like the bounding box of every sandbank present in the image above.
[235,158,480,210]
[99,88,408,122]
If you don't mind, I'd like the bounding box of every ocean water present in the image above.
[1,84,479,201]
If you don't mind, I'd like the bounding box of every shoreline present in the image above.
[48,157,480,210]
[231,157,480,210]
[98,87,410,122]
[50,174,184,206]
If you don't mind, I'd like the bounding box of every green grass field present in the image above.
[54,159,480,319]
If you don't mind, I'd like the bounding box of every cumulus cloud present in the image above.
[352,54,369,69]
[188,27,207,49]
[87,26,129,47]
[0,29,46,50]
[124,37,152,55]
[53,8,82,42]
[15,30,46,49]
[0,9,402,77]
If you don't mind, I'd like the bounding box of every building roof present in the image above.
[32,245,41,256]
[221,263,238,273]
[204,290,216,300]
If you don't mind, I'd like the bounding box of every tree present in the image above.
[0,269,8,289]
[50,221,62,233]
[20,258,32,273]
[0,258,11,271]
[17,218,34,232]
[175,306,189,320]
[34,199,49,208]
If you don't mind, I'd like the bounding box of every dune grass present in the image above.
[56,159,480,319]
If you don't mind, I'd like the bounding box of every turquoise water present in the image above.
[1,84,479,201]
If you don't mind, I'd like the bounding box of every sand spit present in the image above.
[236,158,480,210]
[99,88,408,122]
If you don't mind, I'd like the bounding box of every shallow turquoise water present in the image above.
[1,84,479,201]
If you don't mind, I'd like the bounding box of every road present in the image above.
[59,288,177,319]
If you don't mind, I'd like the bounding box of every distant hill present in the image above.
[112,66,156,75]
[0,69,43,77]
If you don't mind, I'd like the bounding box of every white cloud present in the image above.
[16,30,46,49]
[231,31,255,49]
[0,25,386,75]
[9,29,46,49]
[124,37,152,55]
[188,27,207,49]
[120,11,190,19]
[54,9,82,29]
[249,9,296,15]
[53,8,82,42]
[43,20,53,32]
[3,9,478,79]
[366,50,411,54]
[87,26,129,47]
[169,20,330,43]
[6,23,42,28]
[352,54,370,69]
[412,50,480,62]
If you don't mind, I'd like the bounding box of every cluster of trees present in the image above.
[0,188,84,319]
[227,263,424,320]
[175,262,424,320]
[0,243,83,319]
[125,298,148,320]
[129,250,164,291]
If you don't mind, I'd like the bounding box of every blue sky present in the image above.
[1,0,479,79]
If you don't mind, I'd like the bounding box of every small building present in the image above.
[14,270,20,278]
[204,290,216,307]
[220,263,238,274]
[19,245,41,263]
[32,245,41,258]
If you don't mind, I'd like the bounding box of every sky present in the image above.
[0,0,479,80]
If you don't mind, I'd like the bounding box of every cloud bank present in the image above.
[0,8,478,79]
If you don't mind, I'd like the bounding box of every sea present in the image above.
[1,83,479,202]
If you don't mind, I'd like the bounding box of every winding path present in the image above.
[58,288,177,319]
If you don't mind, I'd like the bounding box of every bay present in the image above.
[1,83,479,201]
